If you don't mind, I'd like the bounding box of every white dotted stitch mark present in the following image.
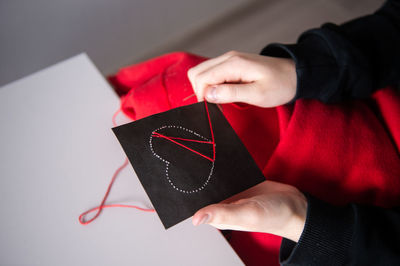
[149,125,215,194]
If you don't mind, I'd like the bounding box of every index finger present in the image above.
[187,51,238,101]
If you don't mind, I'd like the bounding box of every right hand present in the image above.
[187,51,297,107]
[192,180,307,242]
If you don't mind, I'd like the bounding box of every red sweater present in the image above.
[109,51,400,266]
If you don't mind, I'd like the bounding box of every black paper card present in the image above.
[112,102,265,229]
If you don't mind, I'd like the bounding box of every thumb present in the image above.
[192,200,261,231]
[205,83,257,104]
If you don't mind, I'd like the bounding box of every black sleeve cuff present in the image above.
[279,194,354,266]
[260,33,341,103]
[260,27,373,104]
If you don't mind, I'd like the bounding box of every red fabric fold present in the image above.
[110,52,400,266]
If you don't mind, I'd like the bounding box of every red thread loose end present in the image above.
[79,204,155,225]
[78,109,155,226]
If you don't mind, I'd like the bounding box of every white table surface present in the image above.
[0,54,244,266]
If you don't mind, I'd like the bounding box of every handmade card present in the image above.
[112,102,265,229]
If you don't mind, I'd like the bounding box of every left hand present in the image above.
[192,180,307,242]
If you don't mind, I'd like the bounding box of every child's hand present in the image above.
[192,180,307,242]
[187,51,296,107]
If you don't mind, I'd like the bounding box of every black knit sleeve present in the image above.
[260,0,400,103]
[280,195,400,266]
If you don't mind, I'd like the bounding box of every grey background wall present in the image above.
[0,0,384,87]
[0,0,246,86]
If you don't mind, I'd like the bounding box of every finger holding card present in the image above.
[192,180,307,242]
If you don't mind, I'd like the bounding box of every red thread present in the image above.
[152,134,213,144]
[204,101,216,161]
[151,101,216,162]
[182,93,196,101]
[80,204,155,219]
[152,131,214,162]
[79,109,155,226]
[112,108,122,127]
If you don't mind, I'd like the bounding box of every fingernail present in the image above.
[195,214,210,226]
[206,87,217,101]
